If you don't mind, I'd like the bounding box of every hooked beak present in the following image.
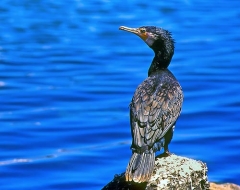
[119,26,148,41]
[119,26,139,35]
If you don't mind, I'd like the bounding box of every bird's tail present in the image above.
[125,152,155,183]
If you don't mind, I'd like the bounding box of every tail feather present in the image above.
[125,152,155,182]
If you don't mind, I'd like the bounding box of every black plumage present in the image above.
[119,26,183,182]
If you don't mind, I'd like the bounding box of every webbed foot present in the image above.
[156,151,171,159]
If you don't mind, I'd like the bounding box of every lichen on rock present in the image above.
[102,154,210,190]
[146,154,210,190]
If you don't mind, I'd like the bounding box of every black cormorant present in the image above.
[119,26,183,183]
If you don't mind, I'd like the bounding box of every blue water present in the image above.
[0,0,239,189]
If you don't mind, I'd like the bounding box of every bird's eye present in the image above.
[140,29,146,33]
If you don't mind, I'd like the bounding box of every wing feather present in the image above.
[130,71,183,151]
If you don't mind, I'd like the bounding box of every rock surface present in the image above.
[210,183,240,190]
[103,154,210,190]
[146,154,209,189]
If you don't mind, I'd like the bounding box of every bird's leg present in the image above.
[163,126,174,156]
[156,126,175,158]
[156,142,171,158]
[163,143,171,156]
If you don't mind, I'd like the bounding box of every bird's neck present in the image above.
[148,52,170,76]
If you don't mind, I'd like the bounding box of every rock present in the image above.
[102,154,210,190]
[146,154,209,190]
[210,183,240,190]
[102,173,147,190]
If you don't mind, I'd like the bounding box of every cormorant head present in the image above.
[119,26,174,68]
